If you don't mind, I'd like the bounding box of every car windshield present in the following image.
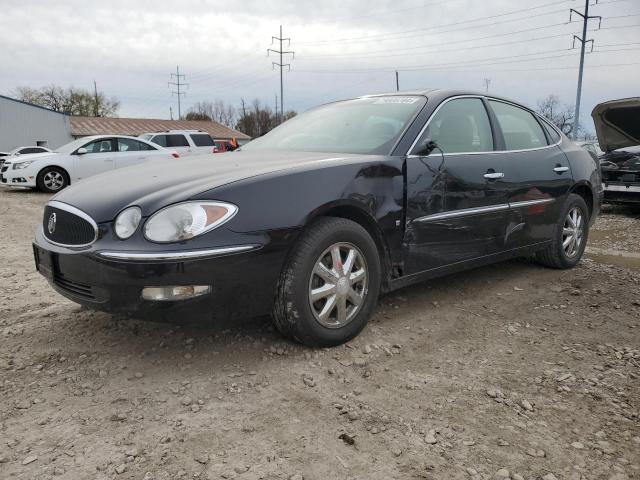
[242,96,426,155]
[54,138,97,154]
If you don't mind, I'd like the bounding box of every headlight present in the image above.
[13,160,35,170]
[144,201,237,243]
[114,206,142,239]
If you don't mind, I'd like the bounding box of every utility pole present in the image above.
[483,78,491,93]
[274,94,278,119]
[570,1,601,139]
[168,66,188,119]
[268,25,294,122]
[169,106,173,120]
[395,71,399,92]
[93,80,100,117]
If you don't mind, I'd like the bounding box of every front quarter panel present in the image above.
[194,156,406,262]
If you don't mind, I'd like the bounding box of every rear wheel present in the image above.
[273,217,381,347]
[535,193,589,269]
[37,167,68,193]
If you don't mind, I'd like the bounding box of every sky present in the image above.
[1,0,639,134]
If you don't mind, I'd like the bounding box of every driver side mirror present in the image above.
[76,147,88,155]
[413,139,439,156]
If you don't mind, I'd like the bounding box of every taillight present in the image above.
[172,152,180,158]
[212,147,218,153]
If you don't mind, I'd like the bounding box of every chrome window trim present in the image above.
[44,200,99,248]
[414,198,555,223]
[407,95,562,158]
[97,245,259,261]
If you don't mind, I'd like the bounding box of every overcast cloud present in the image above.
[1,0,639,132]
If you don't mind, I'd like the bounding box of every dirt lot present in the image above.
[0,187,638,480]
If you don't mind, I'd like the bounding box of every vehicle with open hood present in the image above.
[592,97,640,204]
[33,89,602,347]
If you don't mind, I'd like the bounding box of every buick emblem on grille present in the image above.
[47,212,57,235]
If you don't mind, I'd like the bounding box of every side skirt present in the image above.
[389,241,551,291]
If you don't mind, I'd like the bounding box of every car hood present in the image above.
[53,150,360,222]
[3,152,57,165]
[591,97,640,153]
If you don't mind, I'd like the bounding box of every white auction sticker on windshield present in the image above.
[372,97,419,104]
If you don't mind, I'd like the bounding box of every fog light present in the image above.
[142,285,211,301]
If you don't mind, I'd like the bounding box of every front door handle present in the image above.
[554,166,569,173]
[484,172,505,179]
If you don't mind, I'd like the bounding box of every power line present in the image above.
[168,66,188,119]
[290,47,639,74]
[297,0,572,46]
[267,25,294,121]
[298,21,578,59]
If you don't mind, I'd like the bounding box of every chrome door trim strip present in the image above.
[97,245,259,261]
[509,198,555,208]
[44,201,99,248]
[407,95,562,157]
[413,198,555,223]
[413,203,509,223]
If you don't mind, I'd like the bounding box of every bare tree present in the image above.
[186,100,236,126]
[13,85,119,116]
[235,98,296,138]
[536,95,575,136]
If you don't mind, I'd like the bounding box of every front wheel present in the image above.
[37,167,68,193]
[535,193,589,269]
[273,217,381,347]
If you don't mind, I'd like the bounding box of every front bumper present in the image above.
[33,229,287,323]
[602,182,640,204]
[1,165,37,187]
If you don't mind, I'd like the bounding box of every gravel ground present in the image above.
[0,187,638,480]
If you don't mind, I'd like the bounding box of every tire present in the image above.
[273,217,381,347]
[535,193,589,269]
[37,167,68,193]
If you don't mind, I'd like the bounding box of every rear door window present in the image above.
[118,138,157,151]
[489,101,549,150]
[190,134,214,147]
[150,135,167,147]
[166,135,189,147]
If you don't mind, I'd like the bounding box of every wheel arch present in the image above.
[306,201,393,291]
[569,181,594,218]
[37,164,71,185]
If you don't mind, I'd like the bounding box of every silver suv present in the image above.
[140,130,215,157]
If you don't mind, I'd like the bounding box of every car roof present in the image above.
[81,134,154,142]
[141,130,209,135]
[357,88,536,111]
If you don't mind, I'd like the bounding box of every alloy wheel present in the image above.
[308,242,368,328]
[562,207,584,258]
[43,171,65,191]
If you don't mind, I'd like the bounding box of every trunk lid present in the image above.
[591,97,640,153]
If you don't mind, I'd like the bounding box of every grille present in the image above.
[54,274,95,300]
[43,203,97,247]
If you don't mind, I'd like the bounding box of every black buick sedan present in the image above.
[34,89,602,346]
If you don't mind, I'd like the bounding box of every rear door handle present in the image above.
[484,172,505,179]
[554,166,569,173]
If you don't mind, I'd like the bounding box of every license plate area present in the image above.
[33,245,56,281]
[603,183,640,193]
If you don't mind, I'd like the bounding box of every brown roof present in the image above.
[70,116,250,140]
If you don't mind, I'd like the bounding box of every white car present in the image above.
[140,130,216,156]
[0,146,52,169]
[0,135,179,193]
